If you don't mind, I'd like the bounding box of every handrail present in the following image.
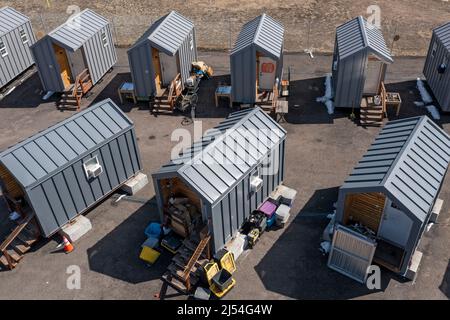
[0,213,35,252]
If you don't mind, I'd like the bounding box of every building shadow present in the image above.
[254,187,398,299]
[0,71,46,109]
[87,196,172,284]
[439,260,450,298]
[285,77,348,125]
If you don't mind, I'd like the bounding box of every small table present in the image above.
[385,92,402,116]
[118,82,137,104]
[215,86,232,108]
[275,100,288,123]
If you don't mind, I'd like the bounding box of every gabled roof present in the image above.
[132,11,194,56]
[154,107,287,204]
[231,13,284,60]
[0,7,30,37]
[47,9,109,51]
[433,22,450,52]
[342,116,450,222]
[0,99,134,190]
[336,16,393,63]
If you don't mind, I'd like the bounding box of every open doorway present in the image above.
[52,43,73,89]
[68,49,88,81]
[160,52,179,87]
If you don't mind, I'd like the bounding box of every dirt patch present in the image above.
[2,0,449,55]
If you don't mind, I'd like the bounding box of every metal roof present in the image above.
[433,22,450,51]
[0,98,134,190]
[133,11,194,56]
[342,116,450,222]
[231,13,284,60]
[154,107,287,204]
[0,6,30,37]
[336,16,393,63]
[47,9,109,51]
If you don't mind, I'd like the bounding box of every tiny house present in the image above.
[0,98,142,238]
[31,9,117,94]
[152,107,286,253]
[332,16,393,109]
[128,11,197,98]
[423,22,450,112]
[230,14,284,104]
[0,7,36,90]
[328,116,450,283]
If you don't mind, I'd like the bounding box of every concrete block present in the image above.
[61,215,92,243]
[430,198,443,223]
[121,172,148,195]
[405,250,423,281]
[224,233,247,261]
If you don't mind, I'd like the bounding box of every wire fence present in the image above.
[28,11,436,57]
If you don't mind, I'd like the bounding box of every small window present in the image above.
[19,28,28,44]
[0,41,8,57]
[101,31,108,47]
[189,33,194,50]
[431,42,437,58]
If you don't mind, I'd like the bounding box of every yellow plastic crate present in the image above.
[140,246,160,264]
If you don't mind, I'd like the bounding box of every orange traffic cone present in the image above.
[63,236,74,254]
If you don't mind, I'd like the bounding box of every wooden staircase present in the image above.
[150,73,182,114]
[59,69,93,111]
[360,96,383,127]
[162,235,211,293]
[0,212,40,270]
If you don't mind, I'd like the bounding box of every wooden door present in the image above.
[160,52,178,86]
[152,47,162,92]
[53,43,72,89]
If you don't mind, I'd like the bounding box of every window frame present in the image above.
[101,31,109,47]
[0,41,8,58]
[19,28,28,44]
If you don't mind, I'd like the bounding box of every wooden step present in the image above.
[360,120,382,127]
[361,114,383,121]
[6,249,22,263]
[0,254,17,269]
[16,231,38,247]
[11,239,30,255]
[162,271,188,293]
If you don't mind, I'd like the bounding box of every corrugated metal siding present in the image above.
[82,24,117,84]
[230,46,257,103]
[210,139,285,252]
[230,14,284,103]
[30,36,64,92]
[31,9,116,92]
[153,107,287,253]
[47,9,109,51]
[423,23,450,112]
[0,99,142,236]
[0,8,36,88]
[0,7,30,36]
[333,16,392,108]
[127,11,196,97]
[341,116,450,222]
[128,42,154,97]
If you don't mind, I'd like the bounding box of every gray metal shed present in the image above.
[127,11,197,97]
[332,16,393,109]
[423,22,450,112]
[0,7,36,90]
[332,116,450,279]
[0,98,142,237]
[153,107,287,253]
[230,14,284,104]
[31,9,117,93]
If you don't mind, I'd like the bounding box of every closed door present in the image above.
[378,200,413,247]
[53,43,72,89]
[364,57,383,95]
[160,52,178,86]
[258,56,277,90]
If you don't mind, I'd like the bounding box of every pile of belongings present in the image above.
[166,197,202,238]
[192,61,214,79]
[194,249,237,299]
[140,222,170,265]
